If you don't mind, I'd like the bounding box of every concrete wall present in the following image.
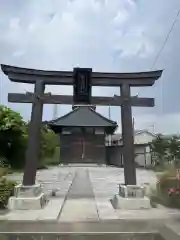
[106,144,152,167]
[105,131,155,167]
[134,145,152,167]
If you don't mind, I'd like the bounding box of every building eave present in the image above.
[46,106,118,135]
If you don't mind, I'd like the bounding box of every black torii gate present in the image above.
[1,64,162,186]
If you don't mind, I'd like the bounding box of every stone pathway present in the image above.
[59,169,98,221]
[67,169,94,199]
[1,165,180,223]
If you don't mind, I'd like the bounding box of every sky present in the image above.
[0,0,180,134]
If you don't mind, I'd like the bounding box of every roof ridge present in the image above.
[48,106,80,123]
[88,106,117,125]
[47,106,117,131]
[49,105,117,125]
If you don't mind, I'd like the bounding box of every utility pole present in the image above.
[108,105,111,119]
[53,104,58,119]
[108,105,111,146]
[149,124,155,134]
[132,117,135,143]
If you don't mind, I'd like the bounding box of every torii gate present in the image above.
[1,65,162,187]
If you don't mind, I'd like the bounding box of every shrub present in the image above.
[37,162,48,170]
[156,169,180,208]
[0,178,16,209]
[43,147,60,167]
[0,168,8,178]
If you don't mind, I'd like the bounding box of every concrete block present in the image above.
[8,193,48,210]
[14,183,43,197]
[119,184,145,198]
[112,195,151,210]
[8,184,48,210]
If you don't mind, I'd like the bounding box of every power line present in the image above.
[151,8,180,70]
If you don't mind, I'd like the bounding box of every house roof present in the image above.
[47,105,117,130]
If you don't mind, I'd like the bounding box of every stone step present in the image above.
[160,223,180,240]
[0,220,166,232]
[0,232,163,239]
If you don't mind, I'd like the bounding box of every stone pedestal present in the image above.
[8,184,48,210]
[119,184,145,198]
[112,185,151,210]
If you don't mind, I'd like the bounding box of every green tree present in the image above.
[168,135,180,167]
[0,105,59,169]
[25,123,59,168]
[40,124,59,160]
[150,134,169,166]
[0,105,27,168]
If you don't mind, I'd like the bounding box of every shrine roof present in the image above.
[46,106,117,129]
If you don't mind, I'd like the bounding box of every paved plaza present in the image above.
[6,165,157,198]
[1,165,180,223]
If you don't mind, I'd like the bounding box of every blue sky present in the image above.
[0,0,180,134]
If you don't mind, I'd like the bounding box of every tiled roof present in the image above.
[47,105,117,128]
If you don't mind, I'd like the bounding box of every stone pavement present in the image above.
[6,166,75,198]
[1,165,180,223]
[67,169,94,199]
[60,169,98,221]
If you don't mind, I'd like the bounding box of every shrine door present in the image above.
[71,135,96,163]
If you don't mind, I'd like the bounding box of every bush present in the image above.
[0,105,58,170]
[43,147,60,167]
[155,169,180,208]
[0,178,16,209]
[37,163,48,170]
[0,168,8,178]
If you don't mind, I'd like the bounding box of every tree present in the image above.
[39,124,59,160]
[0,105,27,168]
[168,135,180,167]
[0,105,59,169]
[150,134,169,166]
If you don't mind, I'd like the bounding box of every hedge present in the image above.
[153,169,180,208]
[0,178,16,209]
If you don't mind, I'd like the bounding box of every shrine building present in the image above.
[47,105,117,164]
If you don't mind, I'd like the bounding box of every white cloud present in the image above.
[9,18,20,30]
[13,51,25,57]
[0,0,180,134]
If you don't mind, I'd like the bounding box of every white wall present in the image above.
[134,132,155,145]
[134,146,152,166]
[108,131,155,167]
[135,146,145,166]
[134,132,155,166]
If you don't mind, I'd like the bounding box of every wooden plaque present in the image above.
[73,68,92,104]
